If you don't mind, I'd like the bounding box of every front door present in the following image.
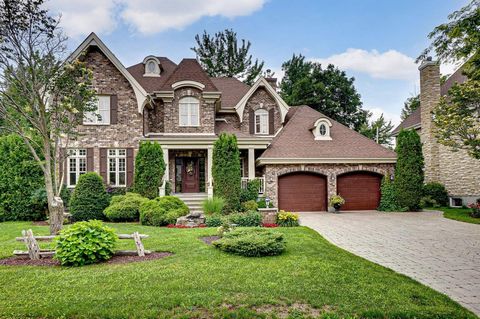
[182,158,199,193]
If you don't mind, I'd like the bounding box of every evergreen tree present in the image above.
[394,129,425,211]
[378,173,400,212]
[69,172,109,221]
[212,133,241,212]
[133,141,165,199]
[401,94,420,120]
[359,113,394,147]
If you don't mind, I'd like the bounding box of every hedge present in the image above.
[133,141,165,199]
[69,172,109,221]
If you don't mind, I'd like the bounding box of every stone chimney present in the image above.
[419,57,440,183]
[265,77,277,91]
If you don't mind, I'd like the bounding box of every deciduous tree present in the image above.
[401,94,420,120]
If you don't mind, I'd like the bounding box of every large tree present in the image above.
[0,0,96,234]
[192,29,264,85]
[280,54,368,131]
[359,113,394,147]
[418,0,480,159]
[401,94,420,120]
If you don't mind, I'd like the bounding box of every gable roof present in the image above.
[68,33,148,113]
[159,58,218,92]
[127,57,177,92]
[391,107,421,135]
[211,77,250,109]
[235,77,290,123]
[258,105,396,164]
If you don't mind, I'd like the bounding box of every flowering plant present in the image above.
[468,199,480,218]
[276,210,299,227]
[329,195,345,207]
[262,223,278,228]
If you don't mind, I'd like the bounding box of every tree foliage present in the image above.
[133,141,165,199]
[418,0,480,159]
[69,172,109,221]
[394,129,425,211]
[0,0,96,233]
[212,133,241,212]
[280,54,368,131]
[401,94,420,120]
[192,29,264,85]
[359,113,394,147]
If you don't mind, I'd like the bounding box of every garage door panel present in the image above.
[337,172,382,210]
[278,173,327,212]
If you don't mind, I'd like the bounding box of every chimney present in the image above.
[419,57,440,182]
[265,77,277,91]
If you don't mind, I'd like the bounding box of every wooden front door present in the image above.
[181,158,199,193]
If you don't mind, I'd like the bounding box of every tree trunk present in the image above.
[44,145,64,235]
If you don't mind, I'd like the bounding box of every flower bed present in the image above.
[167,224,206,228]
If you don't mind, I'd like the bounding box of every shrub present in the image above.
[378,173,402,211]
[139,196,189,226]
[277,211,299,227]
[242,200,258,211]
[213,228,286,257]
[69,172,109,221]
[212,133,241,212]
[257,197,274,208]
[133,141,165,199]
[54,220,117,266]
[229,211,262,227]
[394,129,424,211]
[423,182,449,207]
[104,192,148,222]
[420,196,439,209]
[239,179,261,203]
[205,214,224,227]
[202,196,225,215]
[0,134,46,221]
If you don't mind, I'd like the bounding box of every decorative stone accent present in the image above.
[259,208,278,224]
[176,212,206,227]
[241,88,282,134]
[264,163,394,208]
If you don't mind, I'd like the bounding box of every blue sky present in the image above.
[47,0,469,126]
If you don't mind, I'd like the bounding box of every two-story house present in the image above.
[63,33,396,212]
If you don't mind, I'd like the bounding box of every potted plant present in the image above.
[329,195,345,213]
[468,199,480,218]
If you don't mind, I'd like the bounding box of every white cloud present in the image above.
[311,48,418,81]
[366,107,401,127]
[46,0,267,37]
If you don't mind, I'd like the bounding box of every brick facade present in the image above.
[264,163,394,208]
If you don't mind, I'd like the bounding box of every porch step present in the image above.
[173,193,208,213]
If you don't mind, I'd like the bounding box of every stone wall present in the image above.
[264,163,394,208]
[144,100,165,134]
[240,88,282,135]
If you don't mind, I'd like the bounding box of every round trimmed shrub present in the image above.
[242,200,258,212]
[54,220,117,266]
[423,182,449,207]
[139,196,189,226]
[69,172,109,221]
[213,228,286,257]
[104,192,148,222]
[205,214,224,227]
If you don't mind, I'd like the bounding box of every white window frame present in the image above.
[108,149,127,187]
[313,118,332,140]
[254,109,269,135]
[67,149,87,187]
[83,95,111,125]
[179,96,200,127]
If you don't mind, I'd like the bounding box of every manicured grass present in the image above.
[438,207,480,225]
[0,222,476,319]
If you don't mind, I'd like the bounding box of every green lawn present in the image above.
[0,222,476,319]
[437,207,480,225]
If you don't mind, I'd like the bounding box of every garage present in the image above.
[337,171,382,210]
[278,172,327,212]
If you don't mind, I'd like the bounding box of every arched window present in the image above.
[179,96,199,126]
[147,60,157,74]
[254,109,269,134]
[143,56,160,76]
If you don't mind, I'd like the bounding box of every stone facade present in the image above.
[419,61,480,200]
[264,163,394,208]
[241,88,282,135]
[144,100,165,134]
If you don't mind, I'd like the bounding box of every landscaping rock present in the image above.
[176,213,205,226]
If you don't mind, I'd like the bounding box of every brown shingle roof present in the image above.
[392,107,421,135]
[259,106,396,160]
[126,57,177,93]
[160,58,218,91]
[211,77,250,109]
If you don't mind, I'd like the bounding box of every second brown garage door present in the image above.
[278,172,327,212]
[337,171,382,210]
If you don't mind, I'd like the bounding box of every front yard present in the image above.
[0,222,476,319]
[439,207,480,225]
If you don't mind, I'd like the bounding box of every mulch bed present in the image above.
[0,252,172,267]
[199,236,220,245]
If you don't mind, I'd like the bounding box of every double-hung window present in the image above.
[68,149,87,187]
[84,95,110,125]
[108,149,126,187]
[254,109,269,134]
[179,96,199,126]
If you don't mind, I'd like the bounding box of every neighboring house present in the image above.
[393,59,480,206]
[63,33,396,212]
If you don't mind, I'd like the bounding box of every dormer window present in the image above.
[254,109,269,134]
[312,118,332,140]
[143,56,161,77]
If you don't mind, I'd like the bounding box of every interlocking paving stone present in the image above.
[299,210,480,316]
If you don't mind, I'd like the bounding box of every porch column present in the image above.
[207,146,213,198]
[159,147,169,197]
[248,148,255,180]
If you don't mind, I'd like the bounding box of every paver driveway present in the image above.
[299,210,480,316]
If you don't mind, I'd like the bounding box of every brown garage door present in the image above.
[278,172,327,212]
[337,171,382,210]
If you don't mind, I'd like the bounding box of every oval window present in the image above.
[147,60,157,73]
[319,124,327,136]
